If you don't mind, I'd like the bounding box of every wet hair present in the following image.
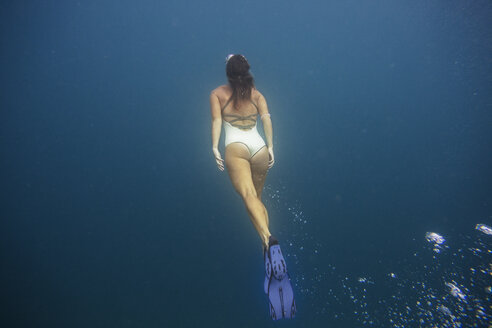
[226,54,255,109]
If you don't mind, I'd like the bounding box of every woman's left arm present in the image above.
[210,92,224,171]
[257,93,274,168]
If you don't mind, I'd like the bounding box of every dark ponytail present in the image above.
[226,55,255,109]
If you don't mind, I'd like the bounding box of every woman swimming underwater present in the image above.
[209,54,296,320]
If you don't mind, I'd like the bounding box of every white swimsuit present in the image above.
[222,97,266,158]
[223,121,266,157]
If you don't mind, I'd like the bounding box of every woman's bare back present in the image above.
[212,85,262,130]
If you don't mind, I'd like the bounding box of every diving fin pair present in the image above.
[264,237,296,320]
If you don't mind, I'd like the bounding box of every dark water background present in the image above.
[1,1,491,327]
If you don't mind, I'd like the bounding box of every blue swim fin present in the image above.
[264,237,296,320]
[264,248,271,294]
[268,273,296,320]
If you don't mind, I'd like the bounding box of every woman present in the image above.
[209,54,296,320]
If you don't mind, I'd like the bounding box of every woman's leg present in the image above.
[250,147,270,227]
[225,144,271,247]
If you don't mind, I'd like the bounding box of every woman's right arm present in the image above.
[210,92,225,171]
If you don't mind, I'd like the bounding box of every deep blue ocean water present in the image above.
[1,1,491,327]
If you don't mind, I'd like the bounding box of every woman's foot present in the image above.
[267,236,287,280]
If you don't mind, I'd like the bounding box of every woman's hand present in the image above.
[213,147,225,171]
[268,147,275,169]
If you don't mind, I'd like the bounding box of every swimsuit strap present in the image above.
[221,97,233,112]
[250,99,259,111]
[223,113,257,121]
[222,97,259,112]
[223,113,257,130]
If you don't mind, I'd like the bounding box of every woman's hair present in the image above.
[226,54,255,109]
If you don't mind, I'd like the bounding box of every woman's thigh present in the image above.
[250,147,269,197]
[225,143,256,196]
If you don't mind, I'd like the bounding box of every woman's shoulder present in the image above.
[211,85,230,96]
[252,88,265,102]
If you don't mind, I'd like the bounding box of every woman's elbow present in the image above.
[261,116,272,125]
[212,117,222,125]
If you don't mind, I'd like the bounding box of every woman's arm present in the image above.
[257,93,275,168]
[210,92,224,171]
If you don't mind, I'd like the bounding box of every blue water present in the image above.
[1,1,491,327]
